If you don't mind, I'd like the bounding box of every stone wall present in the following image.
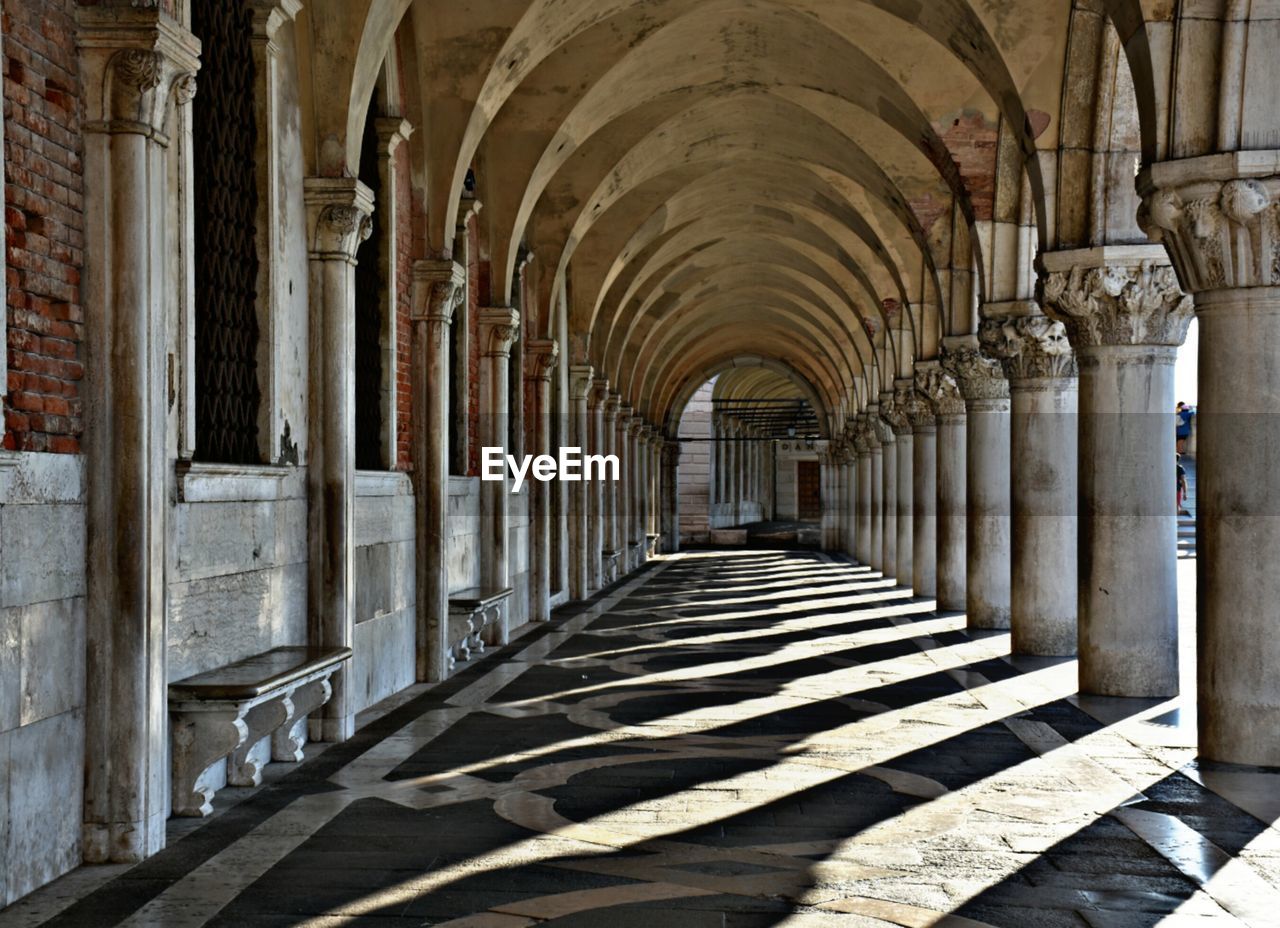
[775,443,820,521]
[0,452,85,906]
[353,474,415,713]
[167,473,310,683]
[508,488,530,628]
[677,382,713,544]
[448,476,482,593]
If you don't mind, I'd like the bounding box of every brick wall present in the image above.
[466,216,480,476]
[3,0,84,454]
[395,140,414,470]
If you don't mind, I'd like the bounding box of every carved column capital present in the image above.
[978,313,1078,381]
[903,377,937,431]
[569,365,595,402]
[411,259,465,324]
[617,403,634,423]
[871,406,896,444]
[477,307,520,358]
[1139,151,1280,293]
[78,6,201,140]
[524,339,559,383]
[941,340,1009,402]
[589,378,611,409]
[917,365,966,419]
[850,415,875,454]
[603,392,622,422]
[1041,246,1193,348]
[879,389,911,438]
[304,178,375,259]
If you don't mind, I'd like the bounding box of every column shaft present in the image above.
[912,425,937,598]
[568,367,594,599]
[478,308,520,642]
[967,398,1012,628]
[936,414,967,611]
[526,340,560,622]
[412,262,463,681]
[1010,377,1078,655]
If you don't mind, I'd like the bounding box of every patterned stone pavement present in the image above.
[4,550,1280,928]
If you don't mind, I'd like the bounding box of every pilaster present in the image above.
[78,4,200,864]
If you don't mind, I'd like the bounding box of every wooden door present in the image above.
[797,460,821,521]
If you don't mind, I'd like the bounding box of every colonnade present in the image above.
[710,415,775,529]
[793,234,1276,768]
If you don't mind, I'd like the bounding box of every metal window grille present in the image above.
[192,0,262,464]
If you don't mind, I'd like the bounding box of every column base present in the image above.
[82,812,166,865]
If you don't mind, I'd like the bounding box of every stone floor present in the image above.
[4,549,1279,928]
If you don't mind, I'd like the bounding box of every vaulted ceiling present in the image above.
[306,0,1156,430]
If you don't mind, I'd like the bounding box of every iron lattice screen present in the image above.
[192,0,261,464]
[354,107,385,470]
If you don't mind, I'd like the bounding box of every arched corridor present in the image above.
[3,0,1280,920]
[3,551,1273,927]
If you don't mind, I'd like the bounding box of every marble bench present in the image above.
[447,586,512,672]
[168,646,352,818]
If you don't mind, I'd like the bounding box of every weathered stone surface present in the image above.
[168,563,308,681]
[5,711,83,906]
[0,504,85,609]
[18,598,86,728]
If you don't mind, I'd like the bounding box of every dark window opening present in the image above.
[354,96,385,470]
[192,0,261,464]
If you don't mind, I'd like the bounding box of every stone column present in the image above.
[411,261,464,682]
[843,447,857,555]
[821,448,837,550]
[640,426,655,554]
[568,365,594,600]
[927,359,968,612]
[907,378,938,598]
[617,403,633,570]
[1043,248,1192,697]
[889,379,915,585]
[943,342,1012,630]
[1140,155,1280,763]
[604,394,622,561]
[868,408,884,572]
[980,312,1079,656]
[303,179,375,743]
[477,308,521,641]
[79,6,199,863]
[630,420,648,564]
[854,420,874,565]
[587,379,609,591]
[875,402,898,579]
[525,339,560,622]
[662,442,681,552]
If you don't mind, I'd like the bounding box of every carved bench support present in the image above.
[447,588,512,675]
[168,647,351,818]
[272,678,332,763]
[170,707,249,818]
